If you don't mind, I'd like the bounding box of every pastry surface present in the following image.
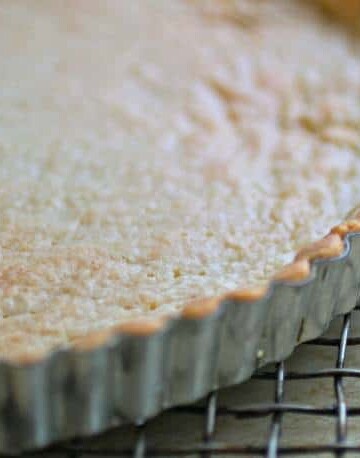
[1,0,360,359]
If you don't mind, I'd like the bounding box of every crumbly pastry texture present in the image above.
[1,0,360,360]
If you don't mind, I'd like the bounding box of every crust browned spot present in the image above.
[226,287,268,303]
[295,233,344,262]
[182,287,267,320]
[273,259,311,282]
[73,329,113,351]
[114,318,166,335]
[331,220,360,238]
[182,297,219,319]
[8,350,50,366]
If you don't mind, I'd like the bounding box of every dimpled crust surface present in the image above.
[1,0,360,360]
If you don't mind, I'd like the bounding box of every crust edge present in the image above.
[6,216,359,363]
[68,218,356,337]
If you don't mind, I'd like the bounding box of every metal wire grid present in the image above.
[11,304,360,458]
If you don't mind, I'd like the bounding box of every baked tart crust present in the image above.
[1,0,360,362]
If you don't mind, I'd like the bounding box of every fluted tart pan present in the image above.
[1,219,360,453]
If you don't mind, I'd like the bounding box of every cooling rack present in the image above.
[8,304,360,458]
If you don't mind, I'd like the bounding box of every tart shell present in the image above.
[1,218,360,452]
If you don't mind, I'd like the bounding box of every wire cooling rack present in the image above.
[10,304,360,458]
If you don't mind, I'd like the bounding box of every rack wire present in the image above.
[13,304,360,458]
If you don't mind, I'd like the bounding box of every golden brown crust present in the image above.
[179,232,346,326]
[330,220,360,238]
[295,234,344,262]
[274,259,311,282]
[226,287,268,303]
[114,318,167,335]
[72,329,113,351]
[181,286,268,320]
[8,350,50,365]
[182,297,220,319]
